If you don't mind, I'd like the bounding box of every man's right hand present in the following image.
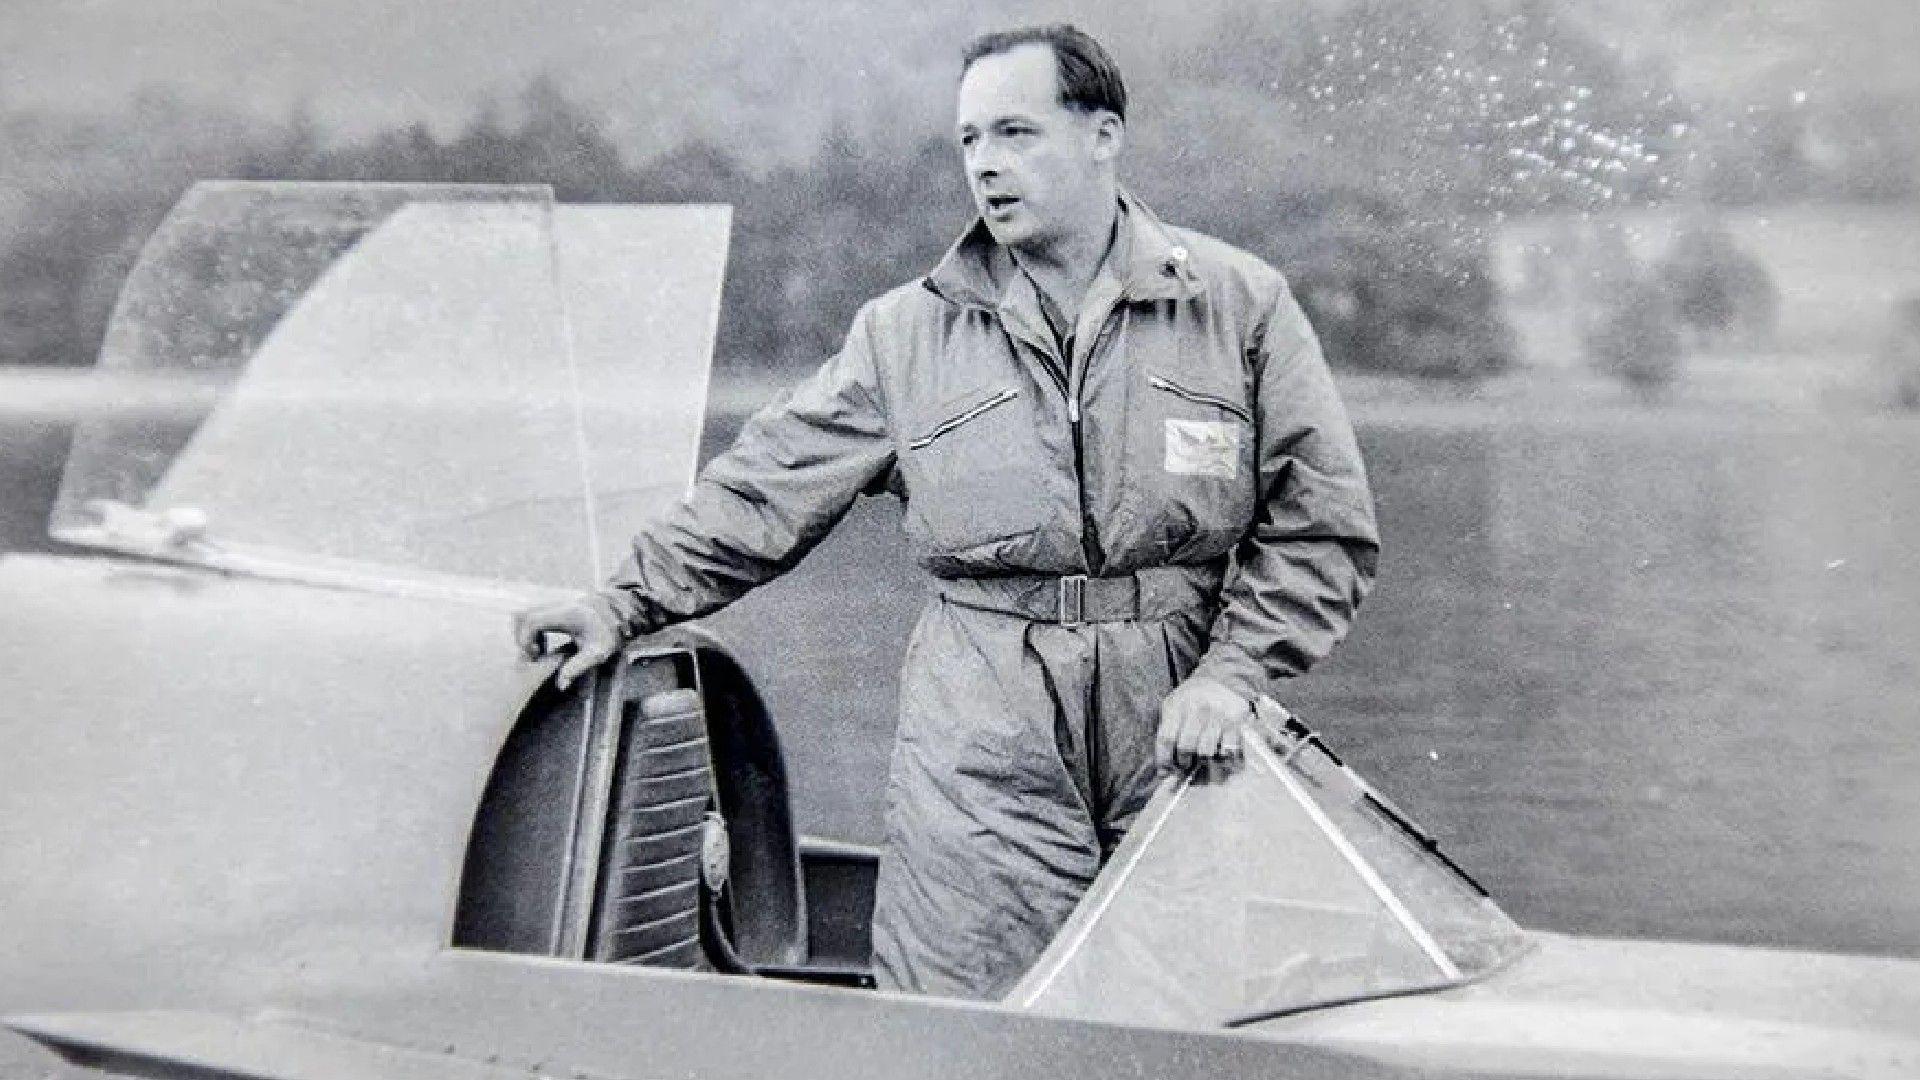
[512,594,624,692]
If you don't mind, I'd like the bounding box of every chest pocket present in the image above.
[1149,374,1250,479]
[907,386,1020,450]
[1135,369,1257,561]
[899,383,1042,563]
[1148,373,1253,425]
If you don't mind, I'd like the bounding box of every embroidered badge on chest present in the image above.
[1163,419,1241,478]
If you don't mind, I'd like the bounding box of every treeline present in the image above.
[11,0,1892,383]
[0,79,1514,381]
[0,99,983,381]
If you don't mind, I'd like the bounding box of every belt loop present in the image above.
[1058,574,1087,627]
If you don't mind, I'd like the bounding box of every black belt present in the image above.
[938,565,1224,627]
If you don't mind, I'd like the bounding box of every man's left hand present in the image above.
[1155,675,1253,771]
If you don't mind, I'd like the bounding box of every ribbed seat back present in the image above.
[589,685,714,966]
[452,640,803,972]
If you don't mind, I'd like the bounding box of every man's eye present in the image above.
[959,133,977,148]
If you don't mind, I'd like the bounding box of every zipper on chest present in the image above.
[1009,311,1121,573]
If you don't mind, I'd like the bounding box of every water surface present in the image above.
[707,402,1920,958]
[5,401,1917,958]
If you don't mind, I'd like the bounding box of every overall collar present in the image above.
[924,187,1202,312]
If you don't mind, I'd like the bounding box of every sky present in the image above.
[5,0,1916,160]
[1,1,1175,152]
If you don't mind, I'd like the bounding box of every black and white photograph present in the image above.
[3,1,1918,1076]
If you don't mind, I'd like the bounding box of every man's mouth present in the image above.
[983,194,1022,216]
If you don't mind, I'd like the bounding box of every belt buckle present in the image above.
[1058,574,1088,627]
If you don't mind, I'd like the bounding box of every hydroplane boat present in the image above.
[2,182,1916,1080]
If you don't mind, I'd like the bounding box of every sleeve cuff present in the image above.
[593,588,652,640]
[1186,642,1275,704]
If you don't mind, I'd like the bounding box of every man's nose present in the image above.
[968,144,1007,181]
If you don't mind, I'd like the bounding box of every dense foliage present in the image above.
[9,0,1870,385]
[1582,274,1683,396]
[1656,223,1778,346]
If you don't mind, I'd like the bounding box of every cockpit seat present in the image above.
[679,647,875,987]
[455,638,874,987]
[587,685,718,967]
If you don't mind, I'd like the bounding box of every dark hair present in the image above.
[962,24,1127,120]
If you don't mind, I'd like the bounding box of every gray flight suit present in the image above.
[597,191,1379,999]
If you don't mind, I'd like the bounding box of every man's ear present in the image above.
[1091,111,1125,163]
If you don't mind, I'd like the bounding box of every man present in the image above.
[515,24,1378,1000]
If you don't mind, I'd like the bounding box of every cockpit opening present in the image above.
[452,636,878,989]
[455,644,1530,1025]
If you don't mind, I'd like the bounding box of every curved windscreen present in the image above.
[1009,707,1530,1028]
[50,182,730,590]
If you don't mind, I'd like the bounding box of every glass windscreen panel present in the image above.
[557,204,731,581]
[1288,738,1526,978]
[51,182,614,586]
[1010,724,1529,1028]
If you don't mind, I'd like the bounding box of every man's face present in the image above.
[955,44,1117,253]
